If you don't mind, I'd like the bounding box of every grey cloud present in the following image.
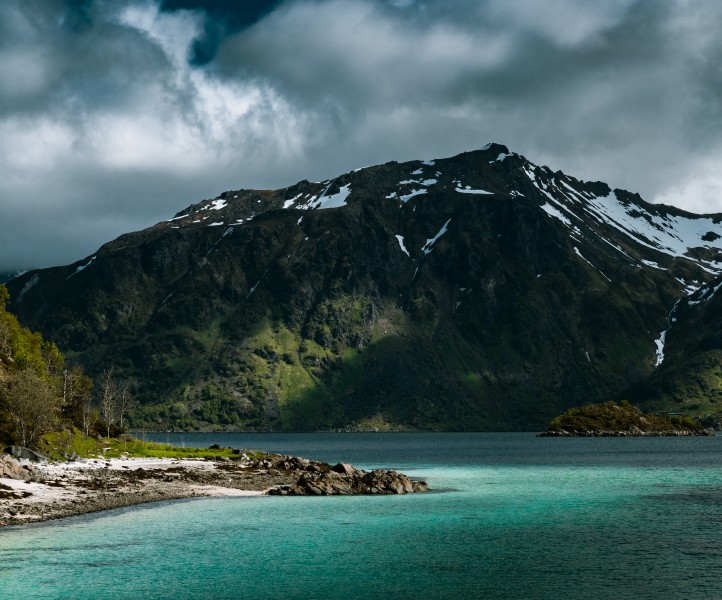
[3,0,722,272]
[205,0,722,207]
[159,0,284,64]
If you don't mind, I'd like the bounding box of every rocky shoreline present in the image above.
[538,428,714,437]
[0,451,428,527]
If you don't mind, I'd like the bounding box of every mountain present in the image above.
[7,143,722,431]
[0,272,23,284]
[622,273,722,425]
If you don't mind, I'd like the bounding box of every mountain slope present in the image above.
[8,144,722,431]
[622,274,722,424]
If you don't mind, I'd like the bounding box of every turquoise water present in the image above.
[2,433,722,599]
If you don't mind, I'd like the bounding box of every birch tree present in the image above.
[99,368,118,438]
[1,369,59,448]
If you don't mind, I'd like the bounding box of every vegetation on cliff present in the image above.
[0,285,125,449]
[540,401,710,436]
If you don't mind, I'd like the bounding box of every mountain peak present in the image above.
[9,145,722,431]
[480,141,511,155]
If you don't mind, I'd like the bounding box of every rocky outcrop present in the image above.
[0,454,34,481]
[267,461,428,496]
[538,401,715,437]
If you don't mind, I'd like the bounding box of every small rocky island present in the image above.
[538,401,714,437]
[0,447,428,527]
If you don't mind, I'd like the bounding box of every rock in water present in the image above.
[268,462,427,496]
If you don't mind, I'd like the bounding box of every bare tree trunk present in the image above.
[117,382,137,429]
[100,368,118,438]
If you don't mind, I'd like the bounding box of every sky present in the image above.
[3,0,722,272]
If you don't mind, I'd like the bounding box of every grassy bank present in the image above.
[38,429,267,461]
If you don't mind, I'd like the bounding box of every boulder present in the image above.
[331,463,356,476]
[9,446,48,463]
[0,455,32,481]
[358,470,414,494]
[295,471,354,495]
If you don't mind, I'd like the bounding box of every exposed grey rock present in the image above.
[331,463,356,476]
[9,446,48,463]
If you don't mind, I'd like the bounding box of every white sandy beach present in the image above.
[0,456,286,527]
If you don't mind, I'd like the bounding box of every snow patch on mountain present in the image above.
[582,192,722,261]
[317,184,352,210]
[654,331,667,367]
[400,189,427,203]
[455,186,494,195]
[422,219,451,255]
[67,256,97,279]
[399,178,437,187]
[641,259,666,270]
[395,235,410,257]
[655,299,682,367]
[489,152,512,163]
[291,184,352,210]
[687,280,722,306]
[283,193,303,209]
[521,157,722,274]
[540,202,571,226]
[573,247,611,282]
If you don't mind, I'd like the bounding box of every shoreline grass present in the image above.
[38,428,267,461]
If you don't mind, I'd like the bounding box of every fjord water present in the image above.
[3,434,722,599]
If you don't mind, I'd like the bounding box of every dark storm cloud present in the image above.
[159,0,283,63]
[205,0,722,209]
[2,0,722,273]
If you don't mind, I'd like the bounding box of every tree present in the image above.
[1,369,59,448]
[97,368,137,436]
[60,364,94,430]
[116,380,137,429]
[99,368,118,438]
[0,318,11,358]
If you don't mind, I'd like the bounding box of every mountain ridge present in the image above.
[7,143,722,431]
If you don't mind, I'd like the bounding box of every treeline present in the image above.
[0,285,133,449]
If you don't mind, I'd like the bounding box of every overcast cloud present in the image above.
[2,0,722,272]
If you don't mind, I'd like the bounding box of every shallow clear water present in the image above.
[3,433,722,599]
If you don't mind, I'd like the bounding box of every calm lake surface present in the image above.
[3,432,722,599]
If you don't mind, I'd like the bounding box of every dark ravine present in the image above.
[8,144,722,431]
[0,452,427,527]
